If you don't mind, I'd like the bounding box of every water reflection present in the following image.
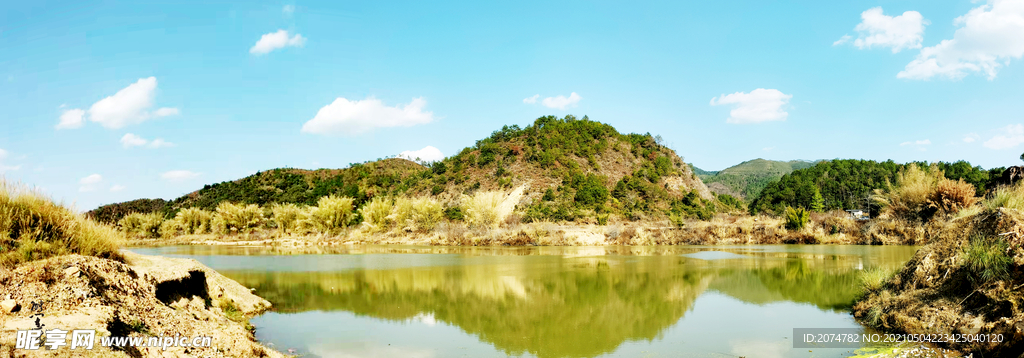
[129,245,922,358]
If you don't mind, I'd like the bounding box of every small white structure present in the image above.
[846,209,868,220]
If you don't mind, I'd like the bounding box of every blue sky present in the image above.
[2,0,1024,211]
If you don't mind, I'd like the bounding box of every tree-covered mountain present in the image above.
[692,159,818,200]
[747,159,1005,215]
[89,115,736,224]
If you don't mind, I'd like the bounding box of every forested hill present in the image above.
[90,115,735,224]
[693,159,818,200]
[748,159,1005,215]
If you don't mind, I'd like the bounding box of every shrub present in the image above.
[301,195,355,235]
[444,206,464,221]
[984,182,1024,211]
[391,197,415,231]
[859,267,898,293]
[411,197,445,232]
[1,181,124,267]
[360,196,393,232]
[270,203,302,233]
[174,208,212,234]
[784,206,809,231]
[118,212,165,238]
[927,178,978,215]
[462,191,507,229]
[963,236,1011,282]
[158,219,181,238]
[213,202,265,234]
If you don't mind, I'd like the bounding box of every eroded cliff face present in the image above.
[0,252,282,358]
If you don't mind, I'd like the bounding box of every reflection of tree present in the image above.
[224,253,909,358]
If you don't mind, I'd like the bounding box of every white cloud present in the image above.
[79,173,102,192]
[899,0,1024,80]
[900,139,931,150]
[522,94,539,104]
[709,88,792,124]
[120,133,175,149]
[120,133,148,148]
[0,165,21,172]
[398,146,445,163]
[540,92,582,110]
[250,30,306,55]
[963,133,980,143]
[110,184,125,192]
[833,35,852,46]
[762,146,775,151]
[148,138,174,148]
[161,170,201,181]
[984,124,1024,149]
[840,7,928,53]
[301,97,434,135]
[0,148,6,160]
[80,174,102,185]
[283,5,294,14]
[153,107,180,117]
[88,77,179,129]
[56,108,85,130]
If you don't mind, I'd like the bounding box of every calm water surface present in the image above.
[129,245,919,358]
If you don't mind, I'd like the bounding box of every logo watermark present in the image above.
[15,329,212,351]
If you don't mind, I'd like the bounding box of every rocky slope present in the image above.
[853,208,1024,356]
[0,252,282,358]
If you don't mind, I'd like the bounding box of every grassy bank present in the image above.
[1,180,123,267]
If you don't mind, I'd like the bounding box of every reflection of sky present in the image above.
[254,311,513,358]
[252,292,863,358]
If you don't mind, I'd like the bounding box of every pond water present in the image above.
[129,245,919,358]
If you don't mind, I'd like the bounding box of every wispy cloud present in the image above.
[250,30,306,55]
[161,170,201,182]
[121,133,175,149]
[79,173,102,192]
[56,108,85,130]
[984,124,1024,149]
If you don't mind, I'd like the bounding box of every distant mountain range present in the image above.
[691,159,818,201]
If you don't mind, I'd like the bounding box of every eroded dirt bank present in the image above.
[853,208,1024,357]
[0,252,283,358]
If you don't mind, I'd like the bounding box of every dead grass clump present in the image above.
[462,191,508,229]
[865,217,926,245]
[1,180,124,267]
[928,178,978,216]
[411,197,444,232]
[874,163,942,220]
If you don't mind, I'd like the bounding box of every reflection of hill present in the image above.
[228,257,711,358]
[707,260,861,311]
[223,251,914,358]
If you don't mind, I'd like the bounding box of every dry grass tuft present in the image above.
[928,178,978,215]
[301,195,355,235]
[270,203,302,233]
[359,196,393,233]
[1,180,124,267]
[212,202,265,234]
[175,207,212,234]
[118,212,165,238]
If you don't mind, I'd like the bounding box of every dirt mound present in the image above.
[852,208,1024,356]
[0,253,281,357]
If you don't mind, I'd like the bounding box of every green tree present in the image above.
[810,189,824,212]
